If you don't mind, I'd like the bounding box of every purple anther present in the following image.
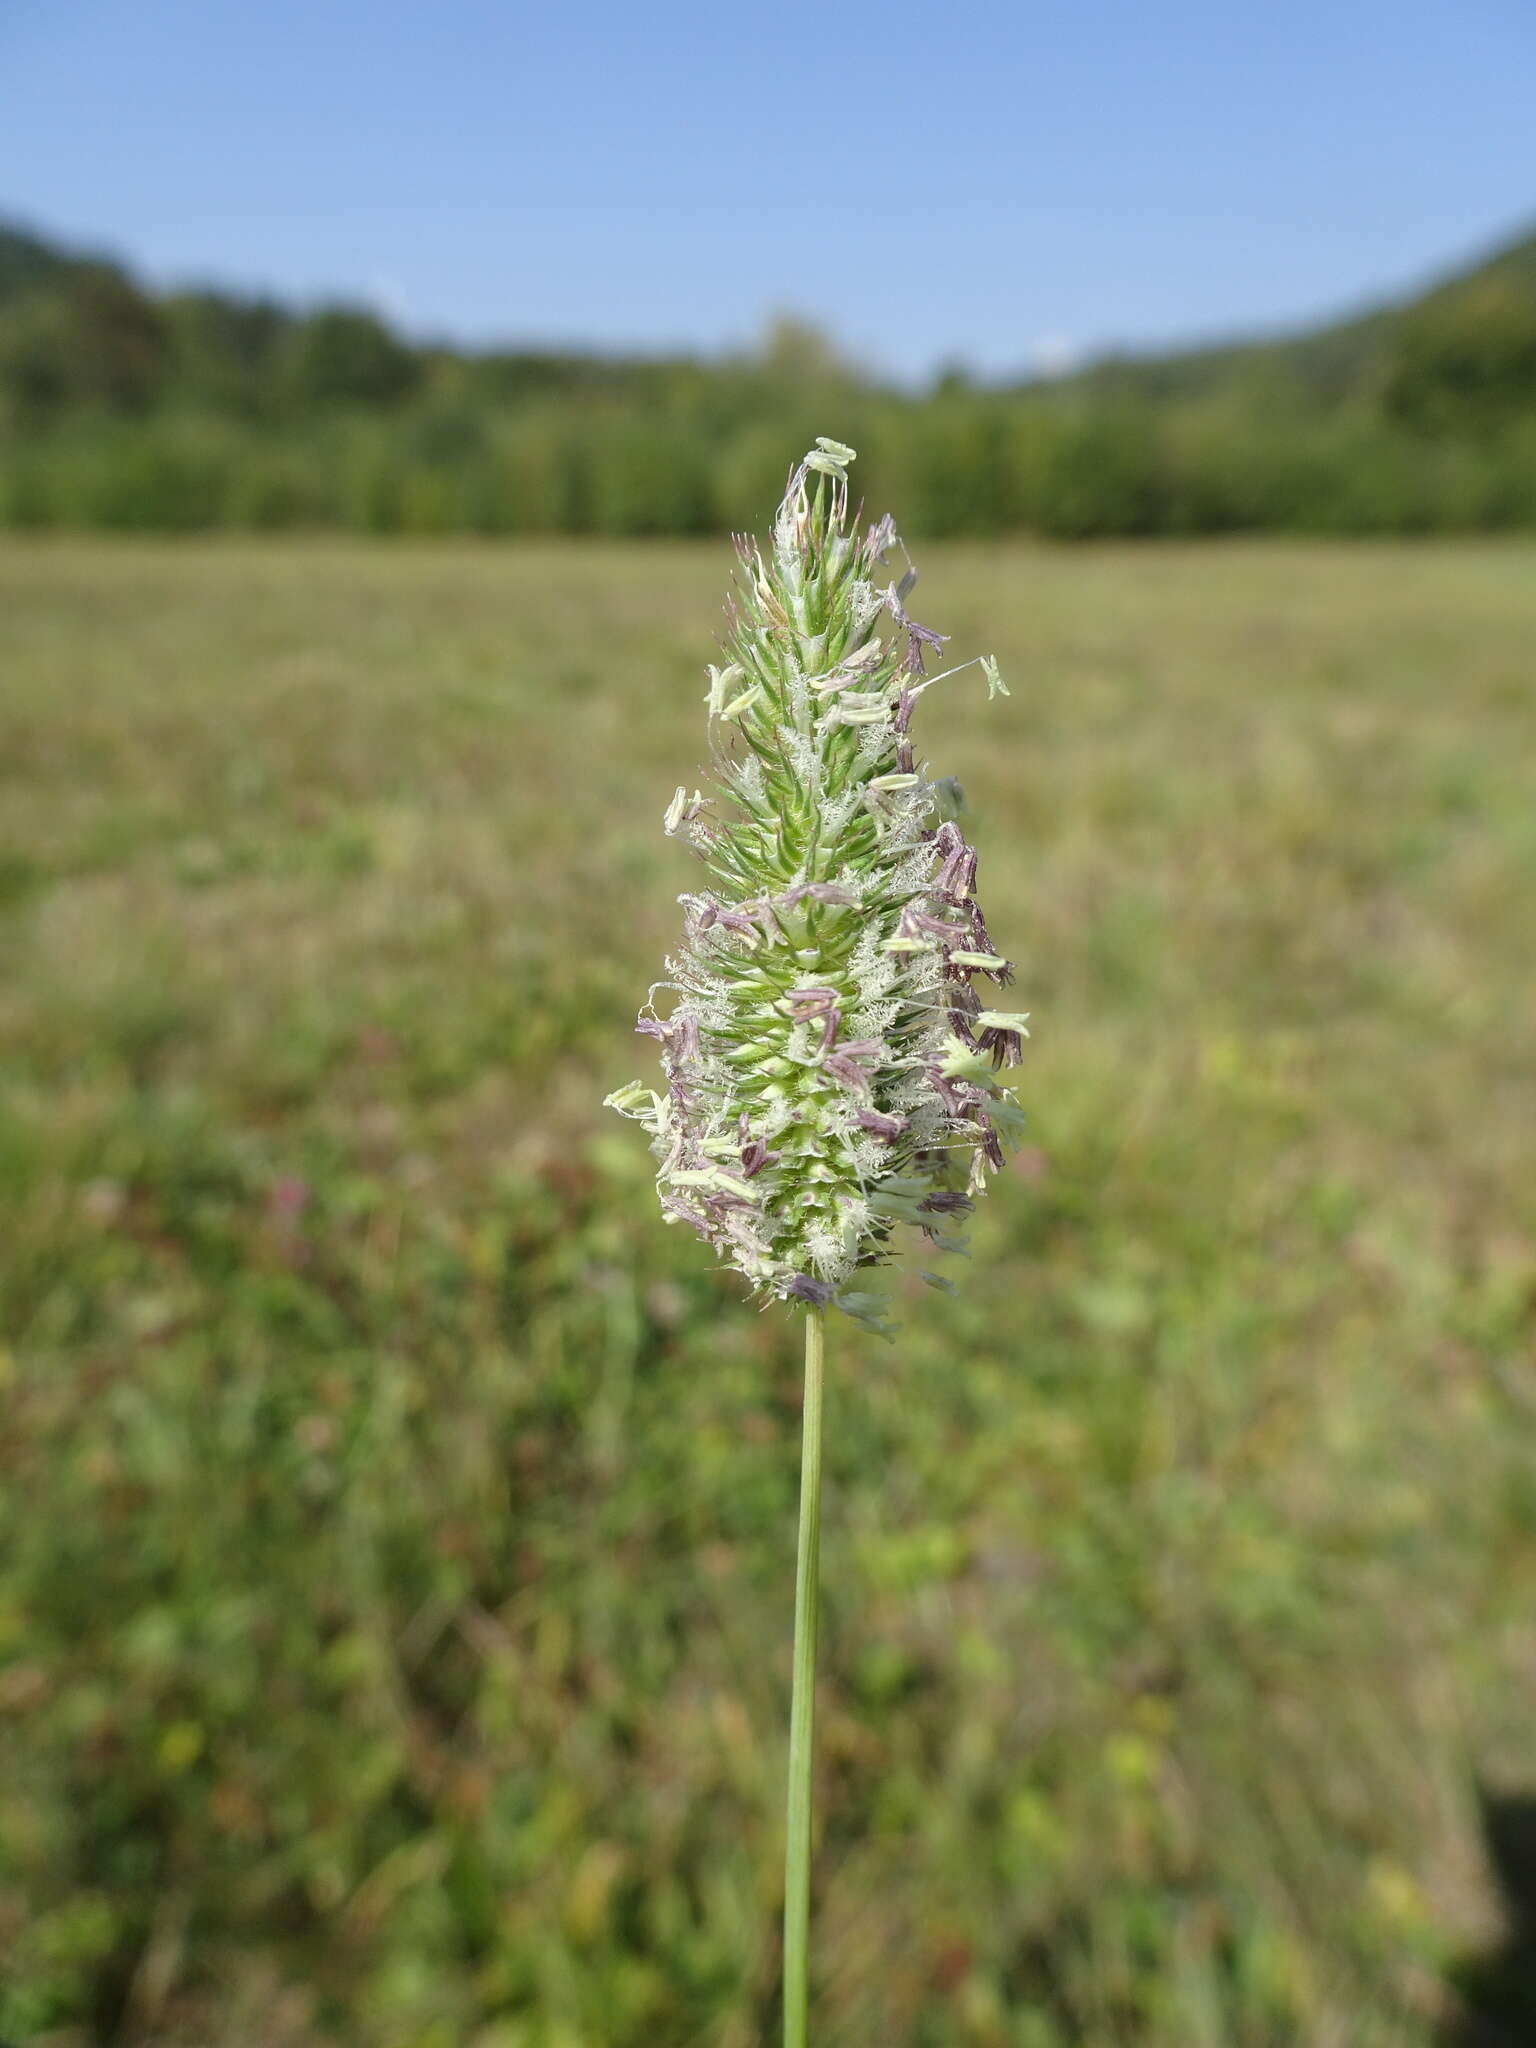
[823,1051,872,1096]
[856,1108,906,1142]
[788,986,842,1053]
[978,1024,1025,1068]
[743,898,786,943]
[919,1189,974,1215]
[927,1067,967,1115]
[901,905,968,945]
[866,513,897,560]
[964,905,1012,980]
[787,1274,834,1307]
[783,881,858,909]
[885,582,950,674]
[933,822,978,900]
[895,689,917,734]
[740,1135,782,1178]
[662,1197,712,1239]
[903,619,947,675]
[970,905,997,955]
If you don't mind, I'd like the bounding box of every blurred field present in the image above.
[2,535,1535,2047]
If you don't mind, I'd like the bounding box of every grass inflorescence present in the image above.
[609,440,1024,1329]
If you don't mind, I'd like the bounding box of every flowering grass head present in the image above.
[607,438,1025,1330]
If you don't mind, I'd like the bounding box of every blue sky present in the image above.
[2,0,1533,380]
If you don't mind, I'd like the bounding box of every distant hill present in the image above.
[2,213,1534,534]
[1046,221,1536,413]
[0,220,94,302]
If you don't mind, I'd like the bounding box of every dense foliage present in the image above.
[2,535,1534,2045]
[3,218,1536,535]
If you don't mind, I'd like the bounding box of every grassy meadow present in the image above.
[2,533,1535,2046]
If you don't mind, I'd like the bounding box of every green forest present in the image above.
[3,215,1536,535]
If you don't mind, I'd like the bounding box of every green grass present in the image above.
[2,535,1534,2047]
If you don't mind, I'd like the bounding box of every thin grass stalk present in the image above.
[783,1306,825,2046]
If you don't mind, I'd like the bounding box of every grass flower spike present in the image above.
[607,437,1025,1332]
[608,439,1022,2045]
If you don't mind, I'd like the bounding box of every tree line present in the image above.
[2,219,1535,536]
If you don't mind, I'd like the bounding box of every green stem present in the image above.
[783,1306,825,2048]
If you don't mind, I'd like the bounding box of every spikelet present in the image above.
[606,438,1025,1331]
